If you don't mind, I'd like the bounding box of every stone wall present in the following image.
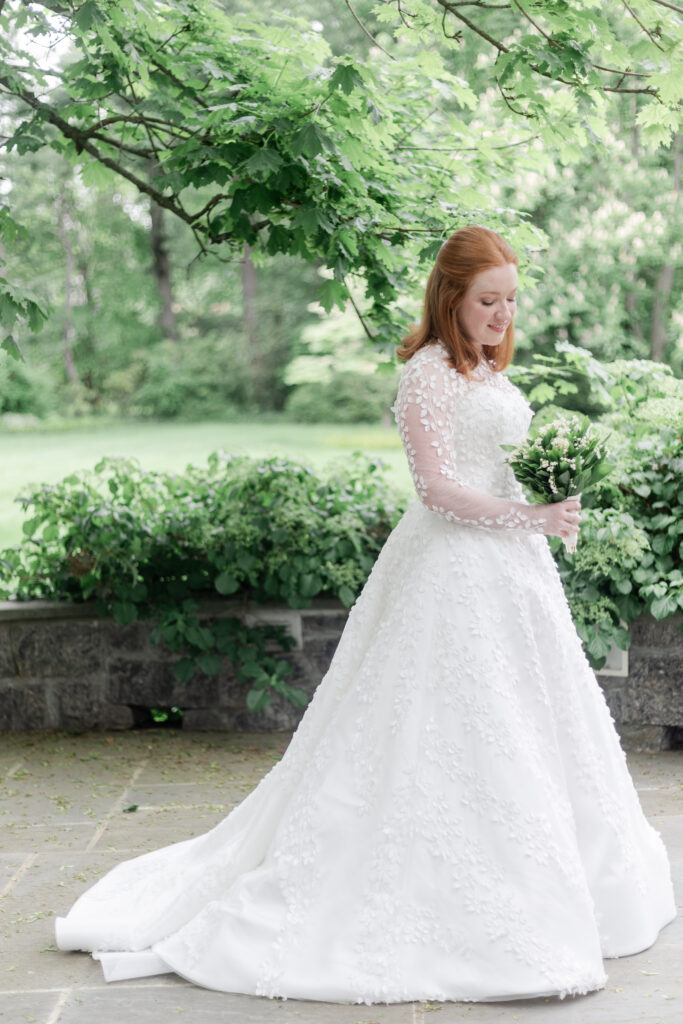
[597,613,683,752]
[0,600,680,750]
[0,599,348,733]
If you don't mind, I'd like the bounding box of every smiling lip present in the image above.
[488,322,508,332]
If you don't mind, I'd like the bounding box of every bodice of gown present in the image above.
[391,341,546,533]
[448,358,532,498]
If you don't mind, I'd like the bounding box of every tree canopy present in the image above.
[1,0,681,356]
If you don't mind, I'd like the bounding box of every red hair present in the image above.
[397,226,517,374]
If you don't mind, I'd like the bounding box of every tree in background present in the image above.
[0,0,681,416]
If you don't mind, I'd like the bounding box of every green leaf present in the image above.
[79,160,116,189]
[652,534,674,555]
[329,63,364,95]
[197,651,222,676]
[284,685,309,709]
[613,578,632,595]
[650,594,678,620]
[173,657,196,684]
[1,335,22,361]
[236,552,258,573]
[74,0,99,31]
[246,687,270,712]
[528,382,556,405]
[318,278,347,313]
[586,631,612,661]
[22,517,40,538]
[338,584,355,607]
[289,123,334,158]
[299,573,323,598]
[243,148,284,177]
[113,601,138,625]
[42,523,59,542]
[215,571,239,595]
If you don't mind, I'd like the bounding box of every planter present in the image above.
[0,600,680,751]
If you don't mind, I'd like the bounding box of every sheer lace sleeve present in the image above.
[393,349,549,534]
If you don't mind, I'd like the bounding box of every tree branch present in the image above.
[1,78,195,224]
[437,1,508,52]
[146,53,210,107]
[592,65,649,77]
[81,113,193,139]
[396,1,417,29]
[650,0,683,14]
[496,77,530,117]
[397,133,539,151]
[343,0,395,59]
[436,1,659,95]
[440,1,508,7]
[511,0,559,48]
[391,105,440,149]
[620,0,666,51]
[88,130,154,159]
[345,281,378,344]
[602,84,658,94]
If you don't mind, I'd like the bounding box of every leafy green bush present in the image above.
[539,354,683,668]
[0,357,57,417]
[124,335,253,419]
[0,451,406,711]
[284,371,396,423]
[555,509,650,663]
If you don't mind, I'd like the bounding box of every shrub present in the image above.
[539,354,683,668]
[0,451,407,711]
[0,357,57,417]
[284,371,396,423]
[127,335,253,419]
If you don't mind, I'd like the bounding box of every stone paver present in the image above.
[0,731,680,1024]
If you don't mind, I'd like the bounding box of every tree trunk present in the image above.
[650,264,675,362]
[55,191,79,384]
[629,96,639,158]
[150,198,179,341]
[649,134,680,362]
[242,243,261,391]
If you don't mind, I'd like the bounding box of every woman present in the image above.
[56,226,676,1004]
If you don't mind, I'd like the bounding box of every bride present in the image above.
[55,226,676,1005]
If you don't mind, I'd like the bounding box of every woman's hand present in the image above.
[540,496,582,539]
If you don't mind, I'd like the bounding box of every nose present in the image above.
[491,299,511,323]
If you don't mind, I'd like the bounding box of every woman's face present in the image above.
[456,262,518,351]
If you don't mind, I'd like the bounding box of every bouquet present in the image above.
[502,415,612,553]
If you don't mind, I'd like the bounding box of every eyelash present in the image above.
[481,298,516,306]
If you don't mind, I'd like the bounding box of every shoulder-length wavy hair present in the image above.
[397,226,518,374]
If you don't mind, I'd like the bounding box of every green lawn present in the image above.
[0,418,413,549]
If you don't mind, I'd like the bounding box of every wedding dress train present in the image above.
[55,341,676,1004]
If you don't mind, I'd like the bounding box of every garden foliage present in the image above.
[1,352,680,694]
[535,356,683,668]
[1,0,681,355]
[0,451,406,711]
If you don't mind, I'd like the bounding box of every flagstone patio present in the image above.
[1,730,680,1024]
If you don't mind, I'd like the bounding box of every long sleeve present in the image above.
[393,349,549,534]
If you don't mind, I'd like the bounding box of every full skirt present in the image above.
[55,502,677,1003]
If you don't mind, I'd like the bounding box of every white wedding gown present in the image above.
[55,340,676,1004]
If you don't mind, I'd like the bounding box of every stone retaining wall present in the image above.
[0,600,680,750]
[597,613,683,752]
[0,599,348,733]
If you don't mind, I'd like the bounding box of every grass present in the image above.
[0,418,413,549]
